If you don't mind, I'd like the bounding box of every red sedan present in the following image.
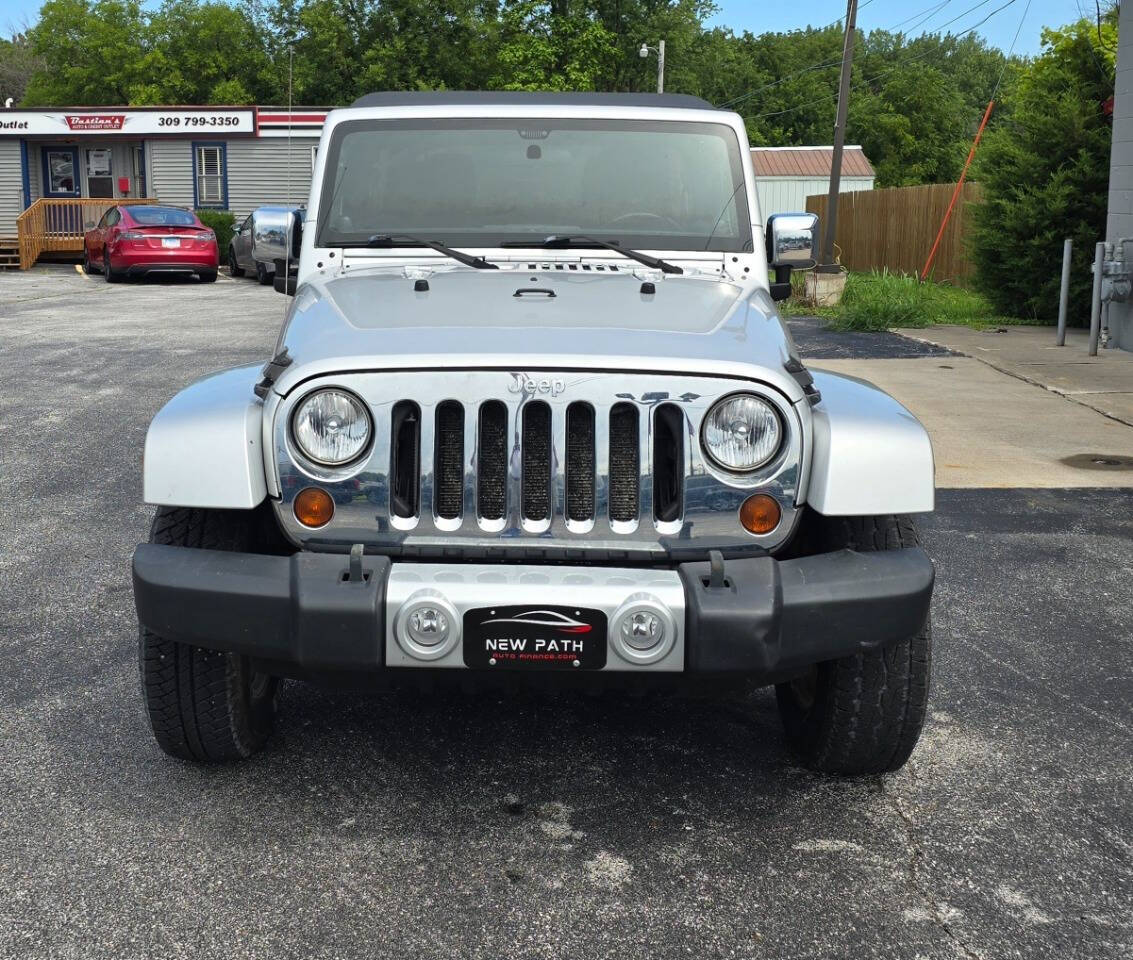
[83,205,219,283]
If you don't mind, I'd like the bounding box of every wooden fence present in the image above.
[806,182,983,286]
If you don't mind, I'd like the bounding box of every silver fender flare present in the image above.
[804,369,934,515]
[143,364,267,509]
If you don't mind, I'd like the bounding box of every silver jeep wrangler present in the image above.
[133,92,935,773]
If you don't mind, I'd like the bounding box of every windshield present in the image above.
[126,206,198,227]
[316,118,753,252]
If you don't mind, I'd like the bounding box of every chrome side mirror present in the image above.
[766,212,819,269]
[273,211,303,296]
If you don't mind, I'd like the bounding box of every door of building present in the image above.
[85,148,114,198]
[41,146,81,197]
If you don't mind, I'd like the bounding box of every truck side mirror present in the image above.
[273,211,303,296]
[765,213,819,302]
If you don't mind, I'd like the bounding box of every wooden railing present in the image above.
[16,197,158,269]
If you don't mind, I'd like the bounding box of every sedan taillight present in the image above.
[119,231,144,241]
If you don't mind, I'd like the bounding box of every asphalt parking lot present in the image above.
[1,267,1131,960]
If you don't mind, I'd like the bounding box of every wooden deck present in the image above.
[16,198,158,269]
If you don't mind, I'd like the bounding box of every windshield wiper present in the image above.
[500,235,683,275]
[359,234,498,270]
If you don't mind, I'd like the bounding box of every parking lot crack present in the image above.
[885,777,985,960]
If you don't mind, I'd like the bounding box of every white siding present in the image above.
[0,140,23,235]
[148,139,195,209]
[27,145,41,204]
[145,136,318,219]
[224,137,318,220]
[755,175,874,220]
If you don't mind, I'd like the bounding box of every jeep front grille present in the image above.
[273,371,802,557]
[392,397,644,527]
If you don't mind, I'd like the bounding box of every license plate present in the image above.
[162,237,180,248]
[463,605,607,670]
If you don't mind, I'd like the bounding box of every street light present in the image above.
[639,39,665,94]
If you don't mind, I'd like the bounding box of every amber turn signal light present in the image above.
[739,494,780,535]
[294,487,335,528]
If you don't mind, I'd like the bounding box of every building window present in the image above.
[133,145,147,198]
[193,142,227,208]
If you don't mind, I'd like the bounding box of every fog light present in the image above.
[407,606,450,646]
[294,487,335,527]
[610,595,677,666]
[621,610,664,650]
[395,592,460,661]
[739,493,780,535]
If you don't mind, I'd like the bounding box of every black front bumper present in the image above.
[132,545,933,681]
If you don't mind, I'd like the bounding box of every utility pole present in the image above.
[818,0,858,272]
[639,40,665,94]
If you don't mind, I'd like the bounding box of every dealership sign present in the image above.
[0,109,256,136]
[65,115,125,131]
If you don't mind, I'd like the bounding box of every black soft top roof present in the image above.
[349,91,716,110]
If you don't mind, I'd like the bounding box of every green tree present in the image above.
[24,0,150,104]
[970,16,1116,322]
[0,33,45,104]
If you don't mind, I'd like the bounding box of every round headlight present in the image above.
[292,389,371,466]
[701,393,782,471]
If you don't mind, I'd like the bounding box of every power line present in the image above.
[742,0,1021,122]
[719,0,991,112]
[717,0,884,109]
[991,0,1031,98]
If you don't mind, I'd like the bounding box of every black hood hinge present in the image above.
[253,348,293,400]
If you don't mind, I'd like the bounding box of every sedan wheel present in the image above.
[104,248,120,283]
[228,249,244,278]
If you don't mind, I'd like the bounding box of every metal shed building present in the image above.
[752,145,875,219]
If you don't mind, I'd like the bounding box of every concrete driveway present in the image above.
[1,272,1130,959]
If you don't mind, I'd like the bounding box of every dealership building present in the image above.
[0,105,329,243]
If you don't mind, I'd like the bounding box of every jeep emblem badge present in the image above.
[508,374,566,397]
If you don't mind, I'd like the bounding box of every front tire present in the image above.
[775,514,931,775]
[138,507,279,762]
[228,248,244,277]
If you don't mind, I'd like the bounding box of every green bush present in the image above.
[969,18,1116,324]
[195,209,236,253]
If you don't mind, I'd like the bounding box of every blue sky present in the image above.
[2,0,1088,57]
[710,0,1084,56]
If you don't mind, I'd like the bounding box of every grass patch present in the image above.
[782,270,1024,330]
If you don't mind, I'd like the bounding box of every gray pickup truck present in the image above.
[133,92,935,774]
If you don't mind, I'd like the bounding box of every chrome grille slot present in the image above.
[522,401,552,521]
[389,400,420,519]
[477,400,507,521]
[565,403,595,522]
[608,403,640,523]
[653,403,684,524]
[434,401,464,520]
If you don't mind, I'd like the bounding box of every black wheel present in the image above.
[138,507,279,762]
[775,514,931,775]
[228,248,244,277]
[200,270,218,283]
[104,248,120,283]
[82,248,99,274]
[255,262,272,285]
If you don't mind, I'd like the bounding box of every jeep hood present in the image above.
[271,268,804,402]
